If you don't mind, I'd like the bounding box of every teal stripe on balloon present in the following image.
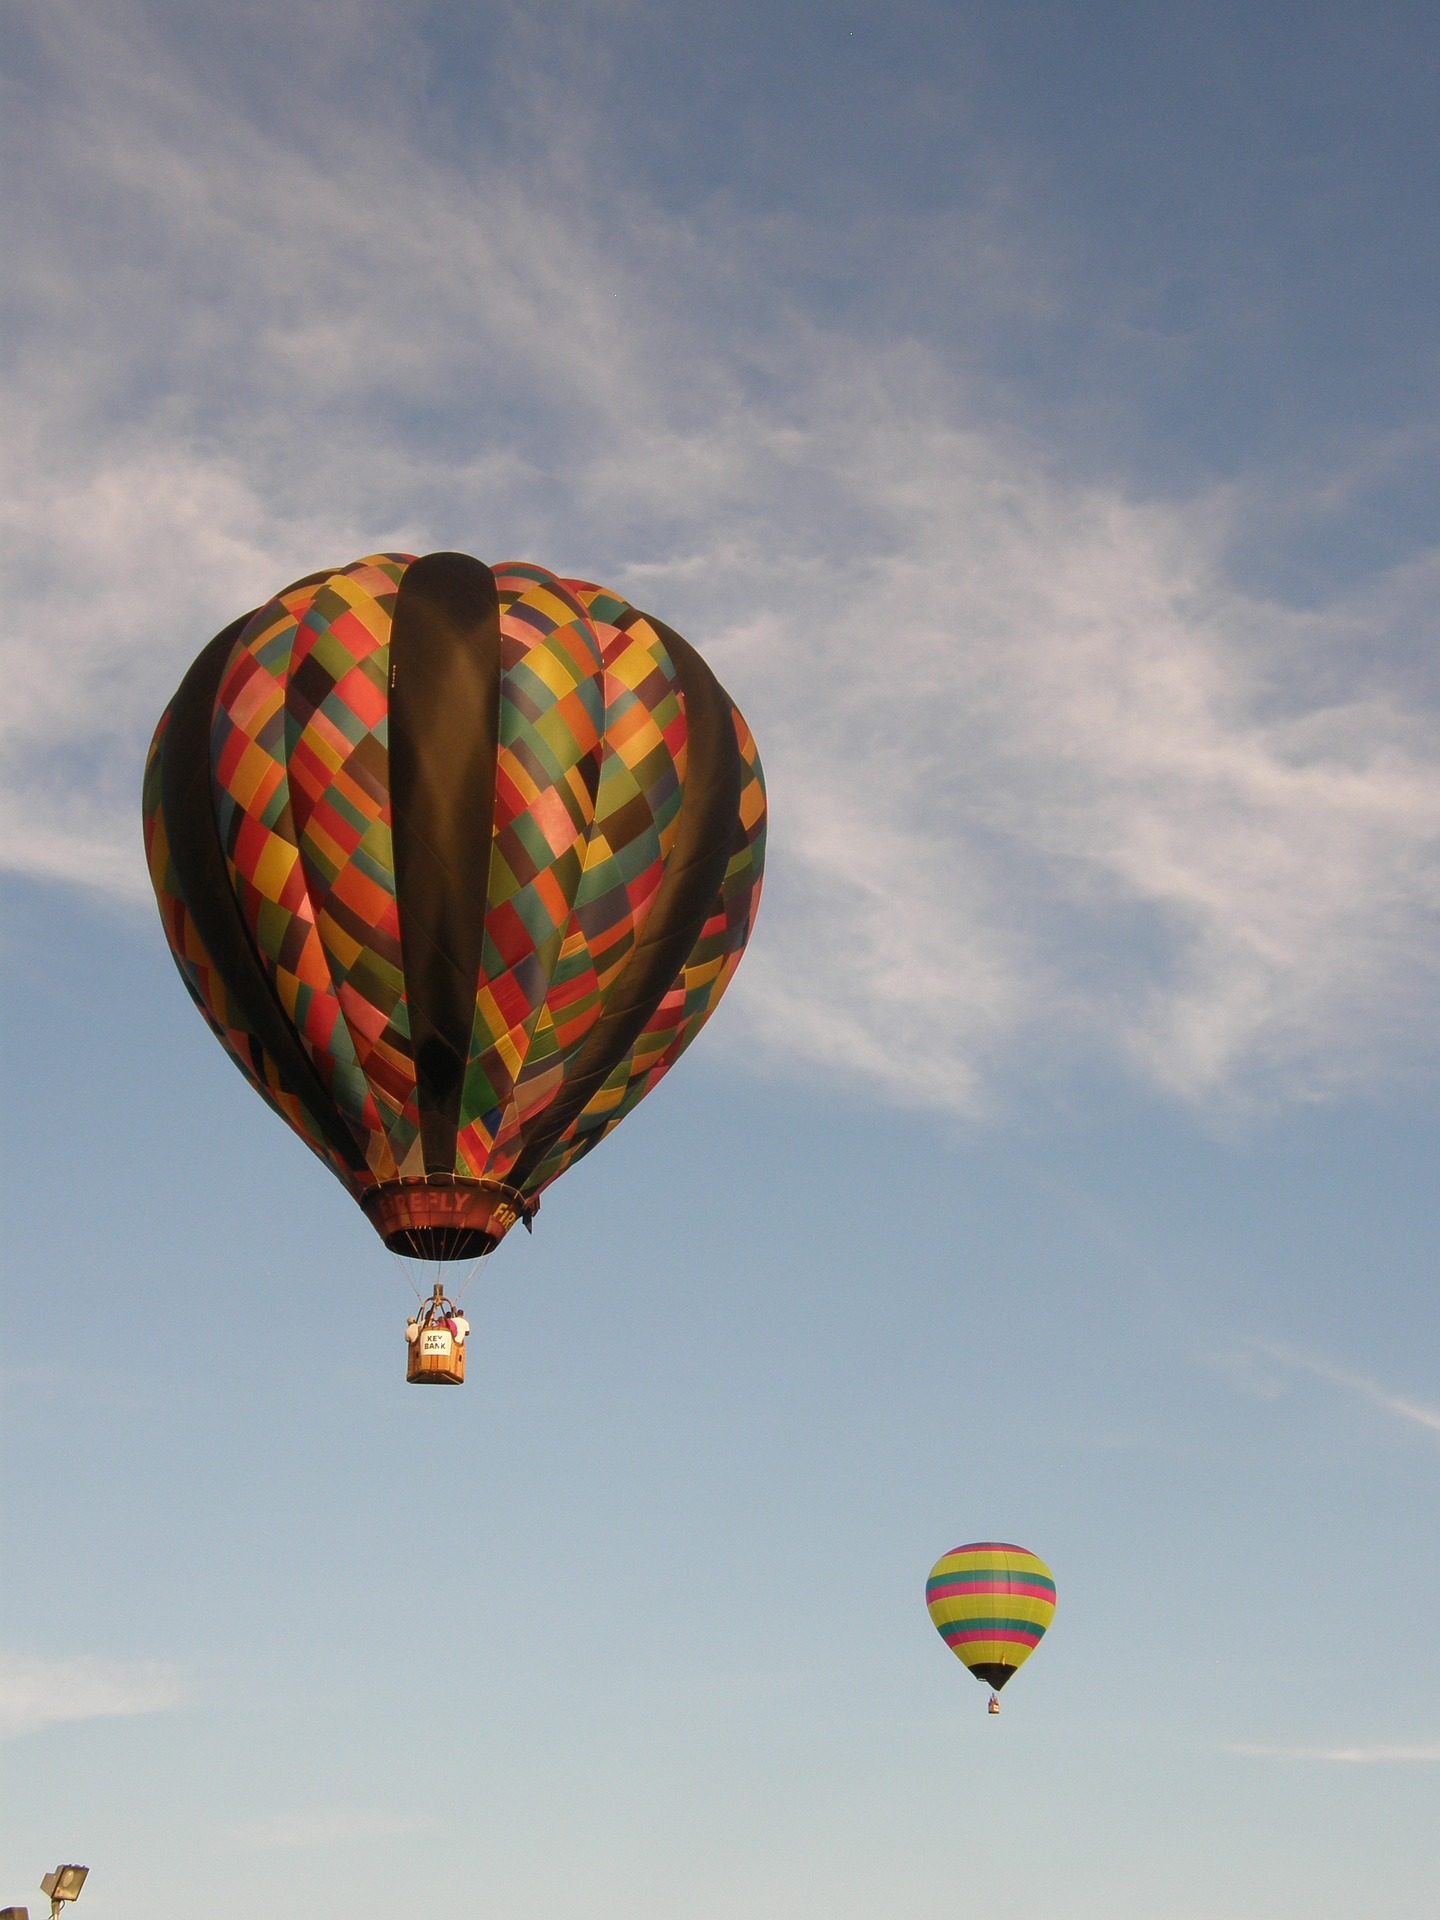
[939,1617,1047,1637]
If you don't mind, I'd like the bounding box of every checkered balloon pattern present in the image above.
[145,552,765,1257]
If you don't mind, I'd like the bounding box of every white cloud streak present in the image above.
[7,0,1440,1118]
[1227,1341,1440,1440]
[0,1648,183,1740]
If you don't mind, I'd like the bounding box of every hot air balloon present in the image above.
[143,552,766,1377]
[925,1542,1056,1713]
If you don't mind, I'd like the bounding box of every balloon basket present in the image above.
[405,1286,467,1386]
[407,1332,466,1386]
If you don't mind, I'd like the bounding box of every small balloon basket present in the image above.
[405,1284,468,1386]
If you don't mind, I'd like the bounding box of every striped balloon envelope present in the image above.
[925,1542,1056,1698]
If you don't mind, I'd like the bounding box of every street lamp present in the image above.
[39,1869,87,1920]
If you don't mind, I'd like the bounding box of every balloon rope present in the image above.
[454,1254,486,1305]
[389,1248,426,1306]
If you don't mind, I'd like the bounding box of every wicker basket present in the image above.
[406,1323,467,1386]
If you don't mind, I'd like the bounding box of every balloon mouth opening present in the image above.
[362,1179,534,1260]
[969,1662,1018,1692]
[384,1224,498,1259]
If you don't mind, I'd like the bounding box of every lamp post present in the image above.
[39,1869,88,1920]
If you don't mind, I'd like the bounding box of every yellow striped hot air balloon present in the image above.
[926,1542,1056,1713]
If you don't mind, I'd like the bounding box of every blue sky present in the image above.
[4,2,1440,1913]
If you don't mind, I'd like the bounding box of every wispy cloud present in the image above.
[1229,1742,1440,1764]
[0,1649,182,1740]
[7,0,1440,1121]
[1230,1340,1440,1440]
[228,1809,439,1852]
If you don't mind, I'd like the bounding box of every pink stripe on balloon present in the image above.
[929,1580,1054,1601]
[946,1628,1041,1647]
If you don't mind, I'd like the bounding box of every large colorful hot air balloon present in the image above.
[925,1542,1056,1712]
[144,551,766,1272]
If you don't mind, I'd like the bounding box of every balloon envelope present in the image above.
[144,551,766,1258]
[926,1542,1056,1692]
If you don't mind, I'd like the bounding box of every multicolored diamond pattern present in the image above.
[144,551,766,1242]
